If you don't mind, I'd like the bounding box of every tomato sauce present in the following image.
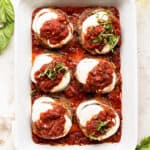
[33,105,66,139]
[85,60,114,93]
[86,109,116,138]
[84,26,105,50]
[31,6,122,145]
[34,59,66,93]
[80,9,121,54]
[40,15,69,44]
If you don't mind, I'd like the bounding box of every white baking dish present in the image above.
[14,0,137,150]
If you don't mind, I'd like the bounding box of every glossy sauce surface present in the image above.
[33,105,66,139]
[31,7,122,145]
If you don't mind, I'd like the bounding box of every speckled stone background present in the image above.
[0,0,150,149]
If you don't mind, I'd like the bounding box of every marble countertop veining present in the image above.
[0,1,150,150]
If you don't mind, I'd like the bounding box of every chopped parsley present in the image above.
[39,63,68,80]
[96,120,110,134]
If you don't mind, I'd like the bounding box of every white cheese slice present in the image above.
[81,11,118,54]
[32,96,72,139]
[75,58,99,84]
[47,23,73,48]
[32,8,73,48]
[75,58,116,93]
[32,8,58,34]
[32,96,54,122]
[82,11,109,34]
[31,54,53,83]
[102,72,117,93]
[31,53,71,92]
[50,70,71,93]
[76,100,120,141]
[76,100,103,127]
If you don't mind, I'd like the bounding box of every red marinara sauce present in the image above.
[81,9,121,54]
[34,60,67,93]
[32,104,66,139]
[31,7,122,145]
[85,60,114,93]
[40,13,69,45]
[86,109,116,138]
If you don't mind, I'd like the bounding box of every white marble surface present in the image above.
[0,1,150,150]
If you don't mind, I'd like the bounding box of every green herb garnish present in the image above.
[96,120,110,133]
[39,63,68,80]
[136,137,150,150]
[92,33,102,43]
[88,133,96,140]
[31,90,36,96]
[104,23,113,31]
[0,0,14,53]
[108,35,119,48]
[91,12,118,54]
[92,33,119,52]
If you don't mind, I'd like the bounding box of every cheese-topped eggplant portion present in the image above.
[75,58,116,94]
[76,100,120,141]
[32,96,72,140]
[31,54,71,93]
[80,9,120,55]
[32,8,73,48]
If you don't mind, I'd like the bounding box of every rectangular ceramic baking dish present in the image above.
[14,0,137,150]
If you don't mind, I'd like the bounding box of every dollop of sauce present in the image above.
[34,60,67,92]
[86,109,116,138]
[40,14,69,44]
[85,60,114,93]
[32,104,66,139]
[82,11,121,54]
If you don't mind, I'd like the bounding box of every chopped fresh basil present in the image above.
[111,48,116,54]
[108,35,119,48]
[92,33,102,43]
[0,0,14,53]
[88,133,96,140]
[91,11,118,53]
[96,120,110,133]
[39,63,68,80]
[136,137,150,150]
[104,23,113,31]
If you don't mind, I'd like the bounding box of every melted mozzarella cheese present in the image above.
[32,8,73,48]
[76,100,120,141]
[82,11,109,34]
[99,112,120,141]
[32,8,58,34]
[50,70,71,93]
[102,72,117,93]
[32,96,54,122]
[81,11,118,54]
[31,54,53,83]
[47,24,73,48]
[75,58,99,84]
[32,96,72,139]
[31,54,71,92]
[75,58,116,93]
[76,100,103,126]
